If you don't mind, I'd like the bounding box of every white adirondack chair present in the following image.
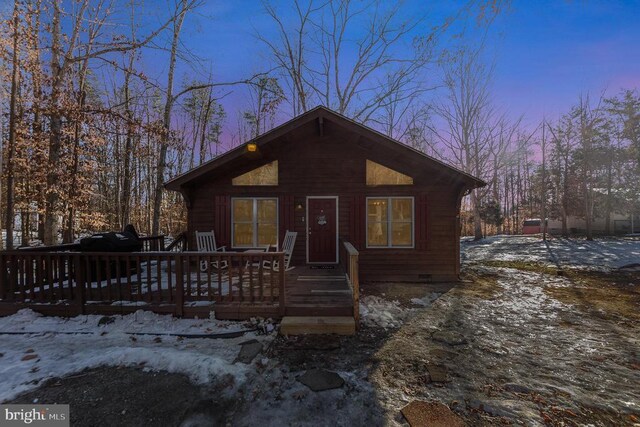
[244,244,277,269]
[195,230,228,272]
[263,231,297,272]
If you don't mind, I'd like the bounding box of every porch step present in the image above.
[284,305,353,317]
[280,316,356,336]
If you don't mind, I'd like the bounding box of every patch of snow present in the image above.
[0,309,273,402]
[359,296,411,329]
[410,292,441,307]
[462,235,640,270]
[108,301,149,307]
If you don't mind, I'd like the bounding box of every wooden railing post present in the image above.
[8,254,18,302]
[73,254,85,315]
[0,253,6,300]
[342,242,360,330]
[278,252,286,316]
[351,252,360,330]
[175,254,184,317]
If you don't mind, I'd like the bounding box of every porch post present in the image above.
[175,254,184,317]
[278,252,286,316]
[73,253,85,315]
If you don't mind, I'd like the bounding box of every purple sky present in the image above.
[138,0,640,144]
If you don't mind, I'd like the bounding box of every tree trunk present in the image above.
[541,123,547,240]
[471,189,483,240]
[604,151,613,235]
[561,155,569,237]
[152,3,188,236]
[44,3,63,245]
[585,186,593,241]
[5,4,21,249]
[120,49,136,228]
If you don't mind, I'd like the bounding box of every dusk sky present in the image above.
[122,0,640,139]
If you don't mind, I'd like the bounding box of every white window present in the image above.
[366,197,414,248]
[232,198,278,248]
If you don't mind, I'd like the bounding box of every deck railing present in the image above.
[17,234,170,253]
[341,241,360,329]
[0,250,286,319]
[166,232,188,252]
[139,235,166,251]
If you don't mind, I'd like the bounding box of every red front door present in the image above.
[307,197,338,263]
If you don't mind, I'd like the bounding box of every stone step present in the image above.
[280,316,356,335]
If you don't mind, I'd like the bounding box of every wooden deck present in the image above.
[0,243,360,327]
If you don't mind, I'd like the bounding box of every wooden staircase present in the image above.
[279,263,357,335]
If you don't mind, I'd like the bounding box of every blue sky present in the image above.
[488,1,640,125]
[130,0,640,138]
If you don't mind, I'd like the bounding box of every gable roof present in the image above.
[164,105,486,191]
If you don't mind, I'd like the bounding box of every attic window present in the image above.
[232,161,278,186]
[366,160,413,186]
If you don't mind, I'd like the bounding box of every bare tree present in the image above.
[42,0,176,244]
[259,0,441,128]
[433,47,500,240]
[152,0,199,236]
[540,120,549,240]
[243,76,285,138]
[574,93,608,241]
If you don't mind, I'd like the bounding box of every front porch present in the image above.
[0,241,359,333]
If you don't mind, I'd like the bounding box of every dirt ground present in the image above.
[8,259,640,426]
[7,367,238,426]
[367,262,639,426]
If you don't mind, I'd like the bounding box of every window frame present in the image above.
[231,197,279,249]
[365,196,415,249]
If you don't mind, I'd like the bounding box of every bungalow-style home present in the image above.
[165,106,485,282]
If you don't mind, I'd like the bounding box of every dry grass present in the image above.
[480,259,559,275]
[477,260,640,321]
[457,269,502,300]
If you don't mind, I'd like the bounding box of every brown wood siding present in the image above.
[181,118,465,281]
[279,195,295,247]
[416,193,428,251]
[214,195,230,247]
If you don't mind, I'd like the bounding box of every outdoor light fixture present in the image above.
[247,142,258,152]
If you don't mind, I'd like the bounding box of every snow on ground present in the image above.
[462,235,640,270]
[0,309,272,402]
[359,293,441,329]
[359,296,411,329]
